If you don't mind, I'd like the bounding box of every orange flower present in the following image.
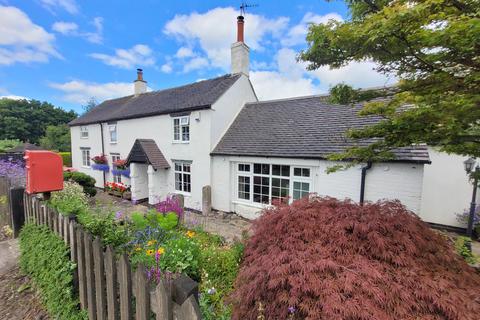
[186,230,195,238]
[157,247,165,255]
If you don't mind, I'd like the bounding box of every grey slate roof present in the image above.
[211,95,430,163]
[126,139,170,170]
[69,74,241,126]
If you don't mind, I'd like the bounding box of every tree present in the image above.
[0,99,77,144]
[82,97,97,114]
[39,124,71,152]
[299,0,480,164]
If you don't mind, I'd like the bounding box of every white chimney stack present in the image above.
[134,68,147,96]
[231,15,249,76]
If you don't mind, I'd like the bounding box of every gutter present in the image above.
[359,161,372,205]
[100,123,106,188]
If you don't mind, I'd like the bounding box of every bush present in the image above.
[130,209,179,231]
[76,207,129,247]
[455,236,478,264]
[231,197,480,320]
[59,151,72,167]
[19,223,87,320]
[64,171,96,197]
[0,139,21,152]
[50,181,89,216]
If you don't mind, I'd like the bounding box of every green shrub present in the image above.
[59,152,72,167]
[19,224,87,320]
[50,181,89,216]
[0,139,21,152]
[76,207,129,247]
[131,209,179,231]
[455,236,478,264]
[159,235,201,279]
[64,171,97,197]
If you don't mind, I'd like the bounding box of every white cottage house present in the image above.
[69,15,475,229]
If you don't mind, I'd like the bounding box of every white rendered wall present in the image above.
[211,156,425,219]
[70,124,105,188]
[420,148,479,227]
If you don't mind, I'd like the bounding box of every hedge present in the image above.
[19,223,87,320]
[59,152,72,167]
[64,171,97,197]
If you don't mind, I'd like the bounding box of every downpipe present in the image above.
[359,162,372,205]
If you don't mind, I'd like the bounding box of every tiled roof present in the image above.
[211,95,430,163]
[126,139,170,170]
[69,74,241,126]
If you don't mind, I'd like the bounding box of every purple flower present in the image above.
[115,211,123,220]
[288,306,296,314]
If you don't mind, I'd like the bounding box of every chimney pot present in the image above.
[237,15,245,43]
[137,68,143,81]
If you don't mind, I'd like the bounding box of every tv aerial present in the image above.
[240,1,259,16]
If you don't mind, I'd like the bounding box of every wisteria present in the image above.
[0,159,26,187]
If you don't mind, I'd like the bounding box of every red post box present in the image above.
[25,150,63,194]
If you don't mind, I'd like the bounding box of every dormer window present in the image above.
[173,116,190,142]
[80,126,89,138]
[108,122,117,143]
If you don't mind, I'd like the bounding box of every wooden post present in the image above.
[118,253,133,320]
[93,237,107,320]
[52,210,58,234]
[135,264,150,320]
[76,227,87,309]
[63,215,69,244]
[175,296,202,320]
[69,220,79,293]
[84,233,97,320]
[104,246,119,320]
[155,280,173,320]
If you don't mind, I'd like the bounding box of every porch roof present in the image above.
[126,139,170,170]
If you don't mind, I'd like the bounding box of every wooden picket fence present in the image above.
[23,193,202,320]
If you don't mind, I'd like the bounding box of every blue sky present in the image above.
[0,1,395,113]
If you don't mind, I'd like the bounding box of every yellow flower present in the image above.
[134,246,142,252]
[147,240,157,246]
[146,249,154,256]
[186,230,195,238]
[157,247,165,255]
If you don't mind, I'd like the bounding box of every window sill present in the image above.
[81,166,91,169]
[174,191,191,197]
[172,141,190,144]
[110,141,118,144]
[80,137,89,139]
[232,200,268,209]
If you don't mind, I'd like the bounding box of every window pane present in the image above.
[302,168,310,177]
[182,125,190,141]
[175,163,182,171]
[272,177,280,187]
[294,168,301,176]
[272,165,280,176]
[281,165,290,176]
[253,175,269,204]
[254,163,261,174]
[238,164,250,172]
[183,164,191,172]
[238,175,250,200]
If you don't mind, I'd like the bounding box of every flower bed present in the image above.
[104,182,129,197]
[48,184,243,319]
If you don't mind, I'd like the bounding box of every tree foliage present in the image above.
[231,197,480,320]
[0,99,77,144]
[300,0,480,163]
[82,97,97,114]
[0,139,21,152]
[39,124,71,152]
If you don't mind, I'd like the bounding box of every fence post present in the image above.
[154,280,173,320]
[64,215,69,245]
[104,246,119,320]
[76,227,87,310]
[84,232,97,320]
[118,253,133,320]
[93,237,107,320]
[9,187,25,237]
[135,264,150,320]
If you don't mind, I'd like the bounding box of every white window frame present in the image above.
[108,123,117,144]
[80,126,89,139]
[111,153,122,183]
[172,116,190,143]
[174,161,192,194]
[81,148,91,168]
[235,163,313,205]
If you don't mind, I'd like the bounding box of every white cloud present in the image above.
[40,0,79,14]
[183,56,209,73]
[0,94,29,100]
[90,44,155,69]
[52,21,78,34]
[164,7,289,70]
[0,5,60,65]
[250,47,394,100]
[282,12,343,47]
[175,47,195,58]
[161,63,173,73]
[52,17,103,44]
[49,80,134,104]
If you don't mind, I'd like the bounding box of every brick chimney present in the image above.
[231,15,249,76]
[134,68,147,96]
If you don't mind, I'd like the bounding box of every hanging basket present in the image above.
[111,168,130,178]
[91,163,110,172]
